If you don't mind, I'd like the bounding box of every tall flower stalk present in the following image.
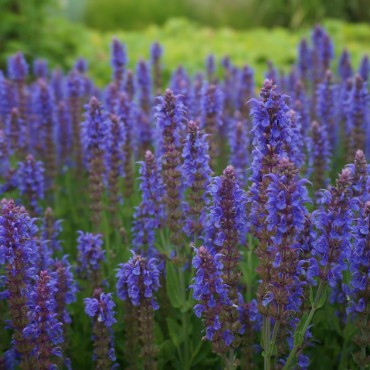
[116,254,161,369]
[182,120,212,243]
[284,167,356,368]
[16,155,45,216]
[111,38,127,90]
[347,75,368,159]
[77,231,105,290]
[203,165,247,367]
[67,70,84,171]
[117,92,134,199]
[307,120,331,192]
[155,89,186,254]
[24,270,64,369]
[132,150,165,256]
[201,83,223,168]
[151,42,163,95]
[105,114,125,228]
[248,79,296,369]
[34,80,56,179]
[84,289,117,369]
[81,97,108,229]
[0,199,37,369]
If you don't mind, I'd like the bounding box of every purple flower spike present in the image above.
[316,70,337,150]
[16,155,45,215]
[310,168,356,287]
[137,59,152,114]
[7,52,28,82]
[307,121,331,192]
[42,207,62,252]
[74,57,88,74]
[0,130,10,179]
[205,166,247,349]
[263,158,310,318]
[116,254,160,367]
[151,42,163,94]
[24,270,63,368]
[229,116,249,187]
[33,59,48,79]
[338,49,353,81]
[53,255,78,326]
[346,75,368,159]
[182,120,212,238]
[201,83,223,165]
[297,38,311,84]
[358,54,369,81]
[111,37,127,87]
[132,150,165,256]
[81,97,109,227]
[84,289,117,368]
[205,54,216,82]
[0,71,16,121]
[116,253,160,307]
[34,79,56,177]
[0,200,38,367]
[77,231,105,288]
[190,245,232,353]
[236,65,254,117]
[155,89,186,249]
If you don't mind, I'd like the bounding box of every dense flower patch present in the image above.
[0,24,369,369]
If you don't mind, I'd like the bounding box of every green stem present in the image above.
[263,316,271,370]
[360,313,368,370]
[283,280,326,369]
[223,349,236,370]
[271,320,280,350]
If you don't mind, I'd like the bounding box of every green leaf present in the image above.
[309,285,314,306]
[159,339,175,360]
[316,286,328,309]
[166,318,183,348]
[293,312,308,346]
[294,330,304,347]
[166,261,184,309]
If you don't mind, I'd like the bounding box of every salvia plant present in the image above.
[0,25,369,370]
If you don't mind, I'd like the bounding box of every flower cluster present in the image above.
[315,70,337,149]
[7,52,28,82]
[191,246,232,353]
[182,120,212,238]
[116,253,160,308]
[42,207,63,252]
[201,83,223,163]
[0,199,38,366]
[116,254,161,368]
[53,255,78,325]
[85,289,117,368]
[111,38,127,87]
[309,168,357,287]
[81,97,109,227]
[346,75,369,158]
[155,89,186,249]
[0,23,369,370]
[262,158,310,320]
[132,150,165,255]
[150,42,163,94]
[306,120,331,191]
[16,154,45,215]
[77,231,105,288]
[24,270,64,368]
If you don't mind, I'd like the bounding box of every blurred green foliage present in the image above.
[75,18,370,87]
[84,0,370,31]
[1,0,369,89]
[0,0,85,70]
